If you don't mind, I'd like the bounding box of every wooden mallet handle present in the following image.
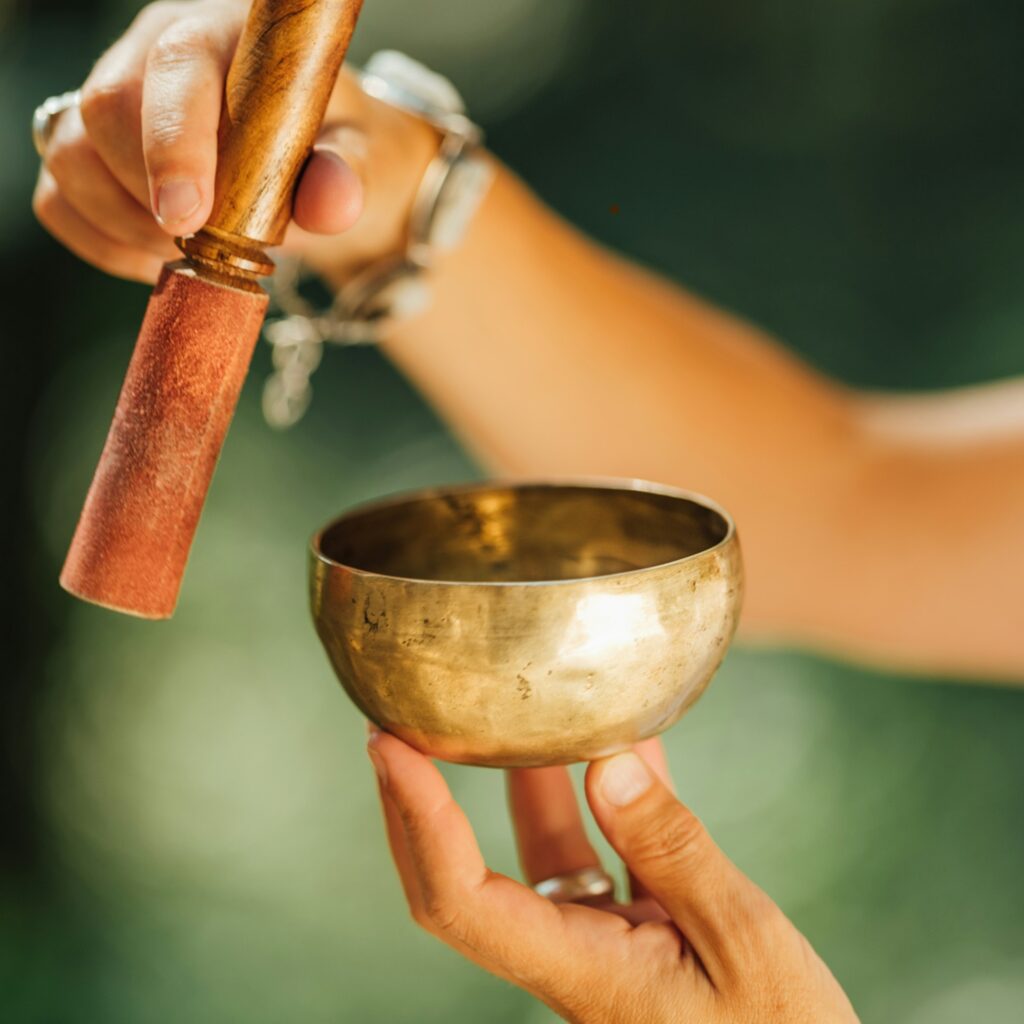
[183,0,365,282]
[61,0,364,618]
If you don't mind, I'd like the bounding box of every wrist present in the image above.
[263,52,493,427]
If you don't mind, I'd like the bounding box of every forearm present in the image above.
[320,163,1024,680]
[829,388,1024,680]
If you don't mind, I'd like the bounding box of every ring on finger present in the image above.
[33,90,82,159]
[533,867,615,904]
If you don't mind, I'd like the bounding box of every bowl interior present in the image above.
[317,483,729,584]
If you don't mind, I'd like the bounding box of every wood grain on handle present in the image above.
[181,0,363,281]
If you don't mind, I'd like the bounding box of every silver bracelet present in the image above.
[263,51,493,429]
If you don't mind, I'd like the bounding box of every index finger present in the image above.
[368,731,629,1010]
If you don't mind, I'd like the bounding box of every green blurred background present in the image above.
[3,0,1024,1020]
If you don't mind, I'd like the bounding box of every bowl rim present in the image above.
[309,477,737,589]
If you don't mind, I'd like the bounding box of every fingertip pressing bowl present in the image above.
[310,479,743,767]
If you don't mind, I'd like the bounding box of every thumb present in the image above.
[586,751,778,981]
[292,124,366,235]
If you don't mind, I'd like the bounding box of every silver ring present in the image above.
[32,90,81,159]
[533,867,615,904]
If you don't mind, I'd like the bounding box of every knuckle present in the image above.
[133,1,186,33]
[43,131,86,183]
[420,888,465,938]
[31,180,56,224]
[409,903,442,938]
[149,19,212,71]
[629,807,709,868]
[146,110,189,151]
[81,77,139,138]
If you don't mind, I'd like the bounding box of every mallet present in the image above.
[60,0,364,619]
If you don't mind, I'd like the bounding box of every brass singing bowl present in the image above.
[310,480,743,767]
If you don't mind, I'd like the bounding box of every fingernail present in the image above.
[156,179,201,226]
[315,124,369,164]
[367,732,388,786]
[311,143,346,166]
[600,752,652,807]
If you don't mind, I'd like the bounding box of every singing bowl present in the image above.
[309,480,743,767]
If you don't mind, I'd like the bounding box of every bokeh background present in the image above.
[3,0,1024,1020]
